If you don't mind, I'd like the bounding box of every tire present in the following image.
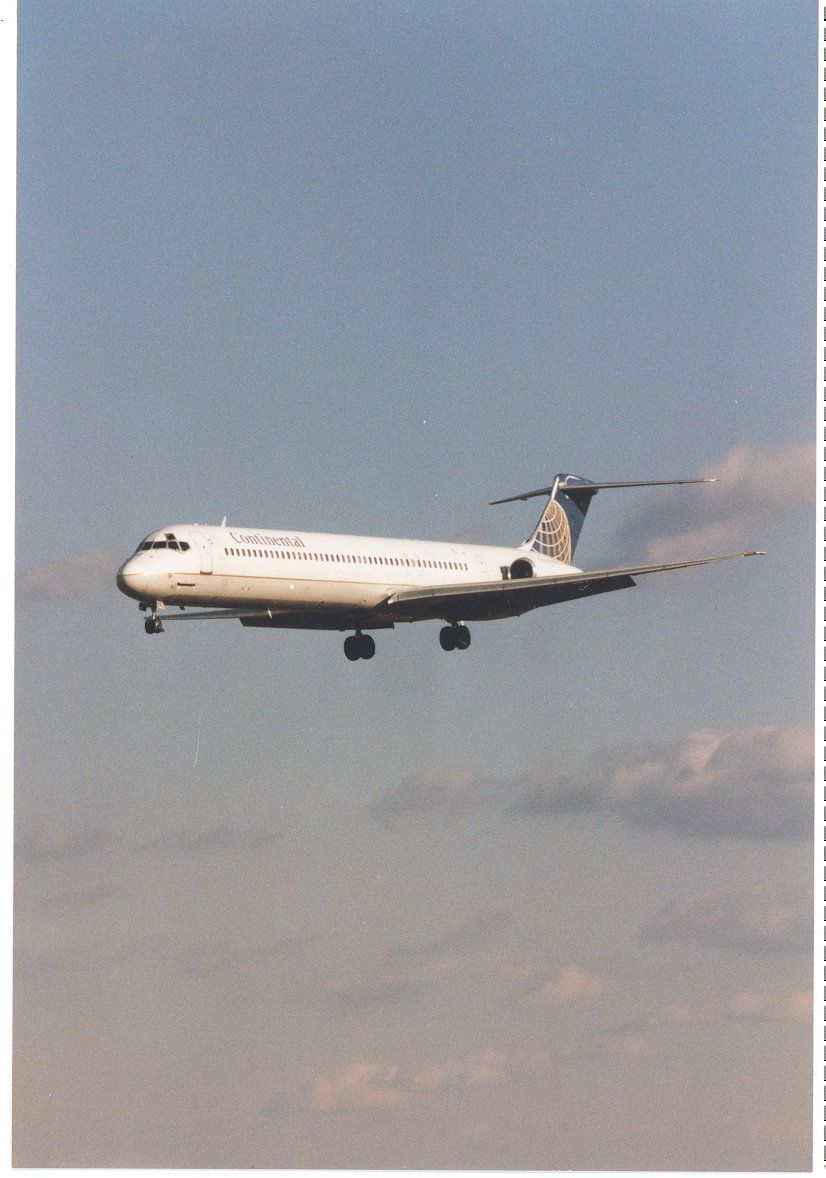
[343,635,361,661]
[439,626,456,651]
[455,625,471,650]
[359,634,376,659]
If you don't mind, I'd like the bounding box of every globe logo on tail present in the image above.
[531,499,572,563]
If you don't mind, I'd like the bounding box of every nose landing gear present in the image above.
[142,604,165,634]
[439,624,471,652]
[343,631,376,661]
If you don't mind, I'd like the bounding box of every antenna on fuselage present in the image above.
[220,516,227,526]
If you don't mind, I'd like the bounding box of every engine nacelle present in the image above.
[509,558,534,579]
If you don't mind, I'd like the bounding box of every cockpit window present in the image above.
[137,534,190,552]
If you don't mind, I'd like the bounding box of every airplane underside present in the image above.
[137,572,642,661]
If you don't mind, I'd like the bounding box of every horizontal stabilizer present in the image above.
[490,477,717,505]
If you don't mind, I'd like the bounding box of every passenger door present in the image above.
[188,531,213,574]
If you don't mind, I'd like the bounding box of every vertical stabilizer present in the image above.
[522,474,597,564]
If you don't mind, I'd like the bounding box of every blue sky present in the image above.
[15,1,815,1168]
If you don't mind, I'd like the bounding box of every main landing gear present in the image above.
[343,631,375,661]
[439,624,471,652]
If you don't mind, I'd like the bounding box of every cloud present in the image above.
[727,989,812,1023]
[40,884,122,910]
[374,722,812,841]
[613,440,815,561]
[18,933,314,981]
[265,1049,551,1119]
[15,828,110,864]
[602,1031,653,1060]
[510,722,812,840]
[525,963,608,1008]
[640,886,811,953]
[311,1063,414,1112]
[408,1048,550,1093]
[661,989,813,1026]
[369,770,498,819]
[317,911,532,1010]
[17,549,119,600]
[397,909,510,959]
[132,825,281,855]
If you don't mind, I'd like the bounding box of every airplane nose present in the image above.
[116,565,148,599]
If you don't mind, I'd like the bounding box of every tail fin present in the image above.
[487,473,717,565]
[522,474,597,564]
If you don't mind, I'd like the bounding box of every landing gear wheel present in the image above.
[144,617,164,634]
[439,626,457,651]
[344,632,375,661]
[454,625,471,650]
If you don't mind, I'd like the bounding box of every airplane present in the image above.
[115,473,763,660]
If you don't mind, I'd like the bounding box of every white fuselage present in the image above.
[116,523,578,622]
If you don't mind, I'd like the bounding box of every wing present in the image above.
[383,551,764,622]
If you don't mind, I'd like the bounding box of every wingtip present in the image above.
[744,550,766,557]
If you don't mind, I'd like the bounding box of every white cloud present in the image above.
[317,911,533,1009]
[410,1048,550,1092]
[660,989,812,1026]
[15,828,109,863]
[133,826,281,854]
[525,963,608,1008]
[375,722,812,841]
[640,886,811,952]
[614,440,814,561]
[603,1031,652,1059]
[311,1063,412,1112]
[728,989,813,1023]
[17,549,119,600]
[370,770,496,818]
[290,1048,552,1117]
[511,722,812,840]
